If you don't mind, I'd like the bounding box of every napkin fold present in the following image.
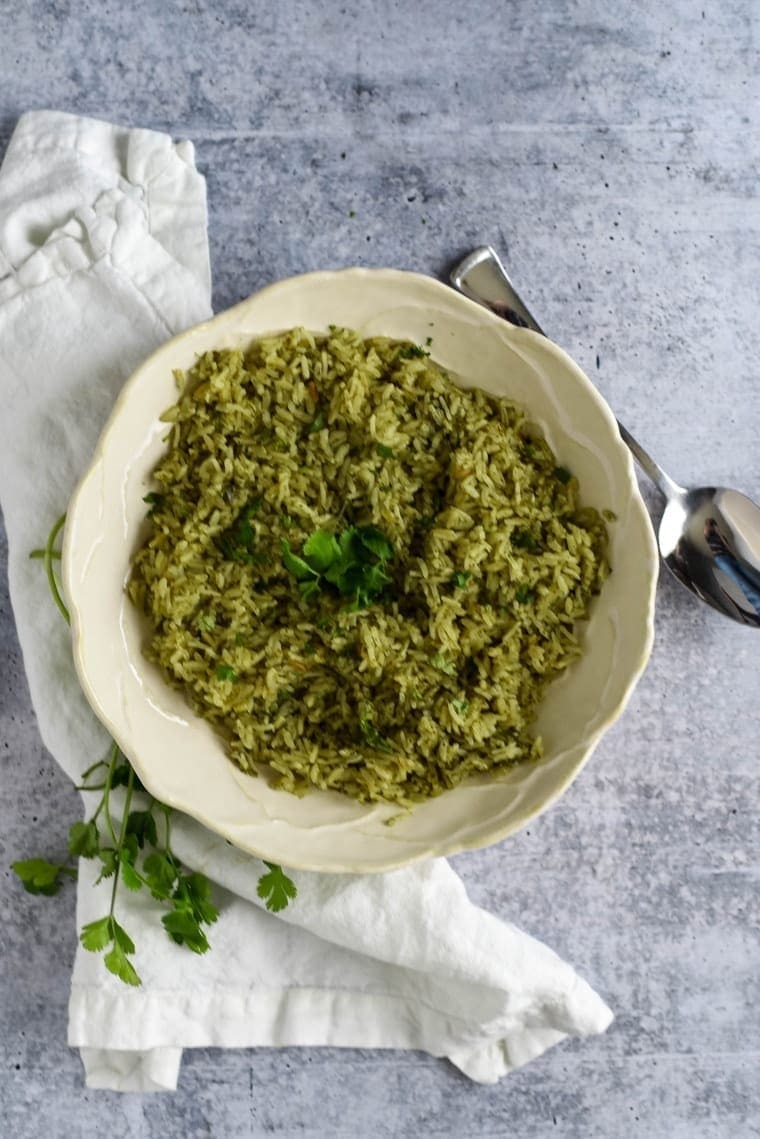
[0,110,613,1092]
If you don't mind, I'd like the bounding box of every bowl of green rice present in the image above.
[63,269,657,872]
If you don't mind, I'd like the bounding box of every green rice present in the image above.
[128,327,610,807]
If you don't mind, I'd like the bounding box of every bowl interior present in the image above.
[63,268,657,872]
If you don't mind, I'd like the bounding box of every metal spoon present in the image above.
[450,245,760,627]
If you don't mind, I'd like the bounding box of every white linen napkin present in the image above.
[0,110,613,1092]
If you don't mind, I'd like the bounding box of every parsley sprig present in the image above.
[282,524,394,610]
[11,514,298,986]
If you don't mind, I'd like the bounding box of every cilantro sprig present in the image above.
[282,524,394,610]
[11,514,298,987]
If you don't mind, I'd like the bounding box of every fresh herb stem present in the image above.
[44,513,70,624]
[101,741,121,847]
[80,759,108,782]
[109,766,135,917]
[161,803,172,850]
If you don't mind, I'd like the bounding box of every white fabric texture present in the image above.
[0,110,613,1092]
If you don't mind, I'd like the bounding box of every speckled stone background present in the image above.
[1,1,759,1136]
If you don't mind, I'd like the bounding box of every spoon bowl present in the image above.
[659,487,760,625]
[450,246,760,627]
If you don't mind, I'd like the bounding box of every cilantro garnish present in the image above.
[554,466,572,484]
[281,524,394,610]
[142,491,165,517]
[516,584,535,604]
[430,653,458,676]
[451,571,472,589]
[257,862,298,912]
[217,499,262,564]
[376,443,394,460]
[511,530,540,553]
[399,343,430,360]
[359,715,393,753]
[215,664,238,682]
[11,515,298,988]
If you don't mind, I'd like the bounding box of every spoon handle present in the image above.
[449,246,684,503]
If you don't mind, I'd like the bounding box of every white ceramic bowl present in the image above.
[62,269,657,873]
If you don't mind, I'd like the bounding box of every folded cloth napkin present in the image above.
[0,110,613,1092]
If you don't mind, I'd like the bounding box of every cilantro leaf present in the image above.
[359,717,393,753]
[122,832,140,865]
[302,529,341,573]
[356,525,394,562]
[161,910,210,954]
[554,466,572,484]
[215,664,238,682]
[336,559,390,608]
[96,848,118,881]
[119,851,143,891]
[67,820,100,859]
[112,919,136,956]
[376,443,394,459]
[111,762,145,793]
[11,858,72,897]
[516,585,535,604]
[142,491,165,517]
[430,653,458,676]
[182,872,219,926]
[80,916,113,952]
[281,538,319,581]
[217,499,261,564]
[511,530,540,553]
[125,810,158,850]
[109,762,132,789]
[257,862,298,913]
[322,530,360,585]
[104,942,141,986]
[451,571,472,589]
[143,852,178,900]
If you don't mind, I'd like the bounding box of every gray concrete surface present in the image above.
[1,1,759,1136]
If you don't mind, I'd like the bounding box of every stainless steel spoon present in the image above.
[450,245,760,627]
